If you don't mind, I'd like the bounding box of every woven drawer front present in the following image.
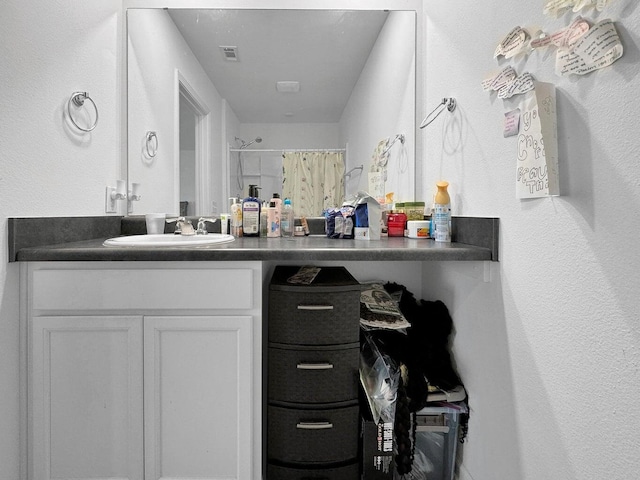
[269,345,359,404]
[268,405,359,464]
[267,461,359,480]
[269,290,359,345]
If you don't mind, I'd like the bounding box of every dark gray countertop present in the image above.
[8,216,499,262]
[13,235,493,262]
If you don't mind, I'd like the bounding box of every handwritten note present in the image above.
[482,68,535,99]
[530,17,590,50]
[544,0,615,16]
[494,26,529,59]
[504,109,521,138]
[516,82,559,198]
[555,19,623,76]
[498,72,535,99]
[482,66,517,92]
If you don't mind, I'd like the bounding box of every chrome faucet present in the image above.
[168,217,194,235]
[196,217,217,235]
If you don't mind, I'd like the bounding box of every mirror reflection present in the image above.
[127,9,415,217]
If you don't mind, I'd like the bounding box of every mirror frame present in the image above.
[122,0,424,215]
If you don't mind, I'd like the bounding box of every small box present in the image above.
[362,417,395,479]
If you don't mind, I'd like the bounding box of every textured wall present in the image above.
[0,1,121,478]
[421,2,640,479]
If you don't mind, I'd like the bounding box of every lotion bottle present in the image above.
[267,201,281,237]
[433,181,451,243]
[242,185,261,237]
[229,197,243,237]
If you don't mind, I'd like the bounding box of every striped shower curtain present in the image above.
[282,151,345,217]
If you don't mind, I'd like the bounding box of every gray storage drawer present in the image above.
[267,461,359,479]
[268,404,359,464]
[268,343,359,404]
[268,289,360,345]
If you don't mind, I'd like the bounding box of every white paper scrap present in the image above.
[498,72,535,99]
[495,26,530,59]
[482,66,517,91]
[543,0,575,16]
[555,19,623,76]
[543,0,615,16]
[516,82,559,198]
[531,17,590,50]
[504,109,521,138]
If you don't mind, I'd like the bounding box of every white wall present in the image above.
[421,2,640,479]
[340,11,416,202]
[128,9,225,216]
[0,1,122,477]
[3,1,639,479]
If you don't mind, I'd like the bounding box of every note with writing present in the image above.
[516,82,559,198]
[504,109,521,138]
[544,0,615,16]
[555,19,623,76]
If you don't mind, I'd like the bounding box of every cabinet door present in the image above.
[144,316,253,480]
[30,316,143,480]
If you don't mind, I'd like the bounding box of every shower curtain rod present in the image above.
[229,148,346,153]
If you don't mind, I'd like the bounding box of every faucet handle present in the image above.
[196,217,217,235]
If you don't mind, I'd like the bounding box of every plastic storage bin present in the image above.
[393,402,468,480]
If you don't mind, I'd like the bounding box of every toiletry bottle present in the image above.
[230,197,243,237]
[281,198,294,237]
[433,181,451,243]
[270,193,283,217]
[242,185,261,237]
[260,202,268,237]
[267,201,281,237]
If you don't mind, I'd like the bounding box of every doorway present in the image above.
[176,71,211,216]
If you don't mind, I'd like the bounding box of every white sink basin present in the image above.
[103,233,235,247]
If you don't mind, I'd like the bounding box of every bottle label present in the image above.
[433,203,451,242]
[243,202,260,234]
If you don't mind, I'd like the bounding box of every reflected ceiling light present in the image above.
[276,81,300,93]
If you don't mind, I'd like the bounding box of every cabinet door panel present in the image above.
[30,316,143,480]
[144,316,253,480]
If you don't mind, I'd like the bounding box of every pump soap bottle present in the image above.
[433,181,451,243]
[242,185,261,237]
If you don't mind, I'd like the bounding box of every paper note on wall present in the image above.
[516,82,559,198]
[556,19,623,76]
[368,171,385,204]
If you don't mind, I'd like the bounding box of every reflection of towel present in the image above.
[370,138,389,171]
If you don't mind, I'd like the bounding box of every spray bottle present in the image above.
[433,181,451,243]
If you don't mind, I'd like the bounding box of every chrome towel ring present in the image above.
[67,92,98,132]
[145,131,158,158]
[420,97,456,129]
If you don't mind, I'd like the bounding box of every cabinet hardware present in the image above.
[297,305,334,310]
[296,422,334,430]
[296,363,334,370]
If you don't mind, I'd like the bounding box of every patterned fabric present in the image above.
[282,151,345,217]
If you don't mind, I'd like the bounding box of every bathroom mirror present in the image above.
[127,4,420,217]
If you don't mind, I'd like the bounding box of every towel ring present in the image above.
[145,131,158,157]
[67,92,99,132]
[420,98,456,129]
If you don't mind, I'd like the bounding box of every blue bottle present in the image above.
[242,185,261,237]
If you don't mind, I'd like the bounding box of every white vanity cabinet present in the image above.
[23,261,262,480]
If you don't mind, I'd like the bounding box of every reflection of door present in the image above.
[179,94,196,216]
[176,71,210,216]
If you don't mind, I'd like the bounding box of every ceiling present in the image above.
[168,9,389,124]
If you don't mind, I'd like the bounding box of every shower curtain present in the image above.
[282,151,345,217]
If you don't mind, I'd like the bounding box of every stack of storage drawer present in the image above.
[268,266,361,479]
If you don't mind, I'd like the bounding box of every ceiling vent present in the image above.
[219,46,239,61]
[276,81,300,93]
